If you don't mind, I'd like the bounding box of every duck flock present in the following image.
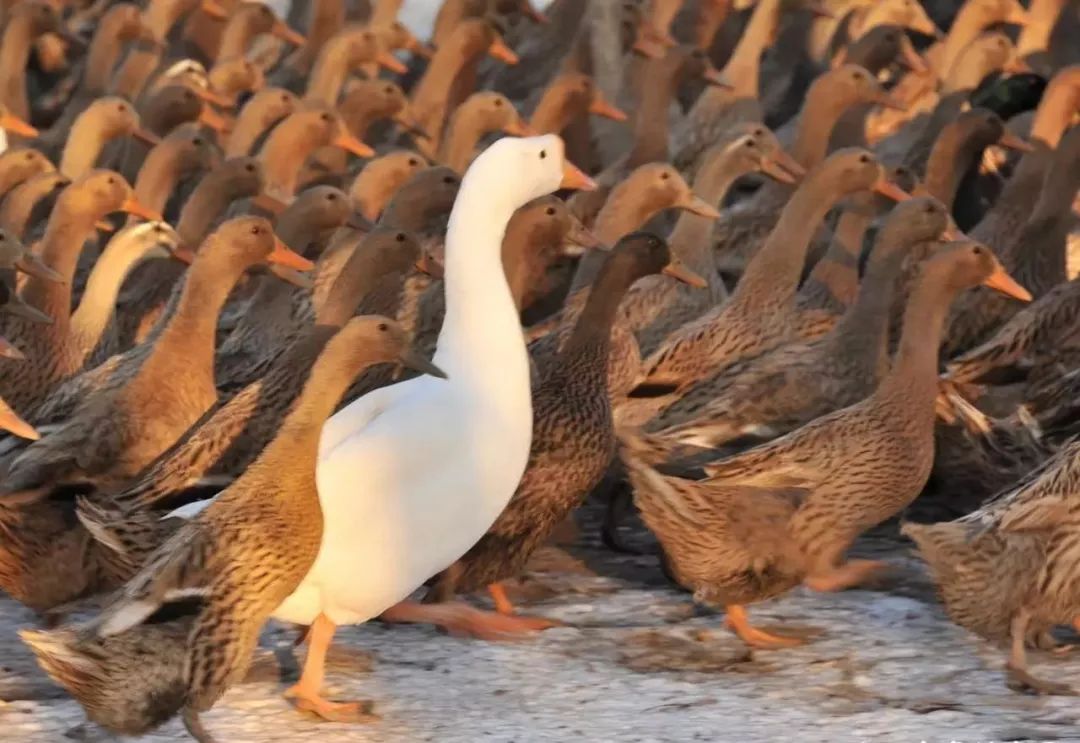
[0,0,1076,738]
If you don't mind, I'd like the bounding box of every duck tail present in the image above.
[20,624,188,736]
[76,496,174,583]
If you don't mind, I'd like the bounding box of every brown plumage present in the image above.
[21,316,439,737]
[626,240,1031,647]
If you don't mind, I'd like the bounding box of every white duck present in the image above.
[267,134,595,717]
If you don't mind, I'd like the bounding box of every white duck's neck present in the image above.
[435,183,525,388]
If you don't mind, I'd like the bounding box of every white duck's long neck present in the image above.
[435,187,525,388]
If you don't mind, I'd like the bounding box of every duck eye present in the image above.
[443,176,455,184]
[539,150,547,159]
[408,158,418,166]
[384,86,394,94]
[320,112,332,122]
[245,163,255,172]
[494,98,503,106]
[395,233,405,242]
[660,171,670,180]
[859,154,870,163]
[377,322,389,331]
[24,152,33,160]
[281,94,290,104]
[545,206,556,216]
[973,246,983,255]
[327,193,337,200]
[250,225,261,235]
[192,137,203,146]
[117,103,127,113]
[107,176,116,184]
[744,139,755,148]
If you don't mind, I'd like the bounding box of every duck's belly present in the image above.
[276,385,533,627]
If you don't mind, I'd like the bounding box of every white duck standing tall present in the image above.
[272,134,596,719]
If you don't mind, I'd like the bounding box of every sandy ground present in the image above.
[4,507,1080,743]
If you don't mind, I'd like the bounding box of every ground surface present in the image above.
[3,508,1080,743]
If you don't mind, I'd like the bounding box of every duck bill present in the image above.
[405,36,434,59]
[130,128,161,147]
[198,105,231,133]
[199,0,229,20]
[759,155,798,185]
[662,260,707,288]
[0,400,38,440]
[377,50,408,75]
[192,85,234,108]
[982,264,1032,302]
[345,213,375,231]
[805,1,835,18]
[560,161,597,191]
[272,19,306,46]
[14,252,62,283]
[267,236,315,271]
[4,296,52,324]
[414,252,444,278]
[501,118,532,137]
[119,197,163,222]
[942,221,967,241]
[772,148,806,179]
[94,219,115,233]
[267,263,314,289]
[566,219,604,251]
[588,94,628,122]
[170,244,197,264]
[392,111,430,140]
[872,177,912,202]
[397,348,447,380]
[523,3,548,24]
[251,192,290,214]
[677,194,721,219]
[632,35,666,59]
[1005,5,1030,25]
[0,336,24,361]
[998,131,1034,152]
[332,133,375,158]
[702,65,733,89]
[898,35,929,75]
[488,37,519,65]
[874,91,907,111]
[0,112,39,138]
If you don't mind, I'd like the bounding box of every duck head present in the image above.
[349,150,431,222]
[932,239,1031,301]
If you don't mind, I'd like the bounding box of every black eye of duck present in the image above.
[973,245,983,255]
[660,171,670,180]
[384,86,394,95]
[494,98,503,106]
[320,112,333,122]
[192,137,203,146]
[545,206,556,216]
[443,176,455,184]
[245,163,256,172]
[377,322,389,331]
[106,176,116,185]
[408,158,418,166]
[250,225,261,235]
[327,193,337,200]
[859,153,871,163]
[539,150,547,159]
[395,233,406,242]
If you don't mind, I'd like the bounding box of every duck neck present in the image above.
[825,241,907,370]
[0,17,36,119]
[721,0,781,99]
[1012,155,1079,290]
[436,185,524,382]
[924,126,983,209]
[1031,81,1079,149]
[153,254,246,375]
[217,12,259,61]
[1018,0,1067,57]
[735,174,849,308]
[59,118,109,179]
[305,40,352,106]
[791,83,854,168]
[226,105,282,159]
[441,112,488,173]
[939,5,992,75]
[410,33,474,127]
[293,0,345,70]
[132,145,184,216]
[877,267,952,408]
[561,255,638,362]
[144,0,187,41]
[627,59,680,167]
[805,206,875,306]
[571,192,662,292]
[0,161,38,199]
[22,204,94,324]
[530,87,579,135]
[177,178,252,248]
[69,240,154,359]
[110,43,162,101]
[82,20,130,95]
[260,124,319,198]
[669,158,746,275]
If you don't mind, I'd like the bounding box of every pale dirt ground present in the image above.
[4,507,1080,743]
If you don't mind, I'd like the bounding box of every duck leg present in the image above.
[381,598,561,641]
[182,708,218,743]
[804,559,888,592]
[284,613,379,722]
[724,605,804,649]
[1006,609,1075,695]
[486,582,564,628]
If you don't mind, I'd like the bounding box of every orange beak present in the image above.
[501,117,532,136]
[759,155,798,185]
[0,397,38,440]
[773,148,807,179]
[0,112,38,138]
[170,244,197,264]
[199,0,228,20]
[191,85,234,108]
[805,0,835,18]
[982,261,1032,302]
[414,252,444,278]
[198,104,231,133]
[632,34,666,59]
[662,259,707,288]
[560,160,597,191]
[588,94,628,122]
[130,127,162,147]
[267,235,314,271]
[872,175,912,202]
[675,193,721,219]
[332,132,375,158]
[1005,4,1030,25]
[377,50,408,74]
[251,192,290,214]
[119,197,163,222]
[0,336,25,361]
[94,219,115,233]
[405,35,434,59]
[998,131,1035,152]
[272,19,306,46]
[942,220,966,240]
[898,35,929,75]
[702,65,732,88]
[488,37,519,65]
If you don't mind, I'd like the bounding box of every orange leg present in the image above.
[724,605,804,649]
[488,583,515,615]
[804,560,888,592]
[284,613,378,722]
[380,598,561,641]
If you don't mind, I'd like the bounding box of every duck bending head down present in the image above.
[276,135,596,629]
